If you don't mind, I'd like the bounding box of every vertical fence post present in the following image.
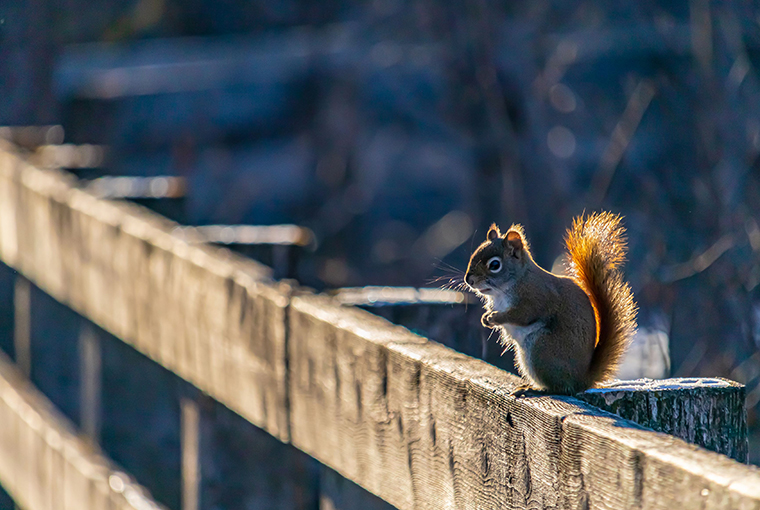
[11,277,31,510]
[13,277,31,378]
[181,398,200,510]
[0,264,15,359]
[99,331,184,509]
[79,322,101,443]
[196,397,320,509]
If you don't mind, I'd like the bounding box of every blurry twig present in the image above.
[690,0,713,75]
[746,380,760,409]
[730,350,760,385]
[590,79,656,205]
[744,217,760,291]
[746,217,760,252]
[534,39,578,95]
[719,10,752,91]
[660,233,736,283]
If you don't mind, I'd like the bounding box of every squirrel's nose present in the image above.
[465,274,473,286]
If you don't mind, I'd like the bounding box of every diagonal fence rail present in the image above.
[0,349,165,510]
[0,140,759,509]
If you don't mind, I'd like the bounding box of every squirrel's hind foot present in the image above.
[509,382,545,398]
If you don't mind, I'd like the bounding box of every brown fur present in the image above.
[465,212,637,394]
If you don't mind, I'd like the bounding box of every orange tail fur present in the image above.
[565,212,638,385]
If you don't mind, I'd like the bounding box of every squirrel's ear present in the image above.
[504,230,524,258]
[487,224,501,241]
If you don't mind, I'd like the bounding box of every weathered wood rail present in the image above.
[0,140,759,509]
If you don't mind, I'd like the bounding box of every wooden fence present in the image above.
[0,139,759,509]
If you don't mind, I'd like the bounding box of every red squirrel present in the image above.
[465,212,637,395]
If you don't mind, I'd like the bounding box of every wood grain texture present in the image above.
[579,378,748,462]
[0,350,165,510]
[0,143,291,440]
[289,293,760,510]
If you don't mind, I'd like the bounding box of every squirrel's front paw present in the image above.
[481,312,498,328]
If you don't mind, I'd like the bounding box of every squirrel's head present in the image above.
[465,223,531,297]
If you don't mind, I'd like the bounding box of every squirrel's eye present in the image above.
[487,256,502,273]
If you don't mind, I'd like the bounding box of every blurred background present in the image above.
[2,0,760,463]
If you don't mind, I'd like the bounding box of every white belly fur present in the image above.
[484,290,545,386]
[501,321,545,386]
[500,321,543,349]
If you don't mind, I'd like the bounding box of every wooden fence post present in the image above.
[197,397,320,510]
[26,287,81,427]
[0,263,14,359]
[13,277,30,378]
[79,322,102,443]
[181,398,200,510]
[579,378,748,462]
[100,331,183,510]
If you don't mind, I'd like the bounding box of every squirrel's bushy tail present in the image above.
[565,212,637,386]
